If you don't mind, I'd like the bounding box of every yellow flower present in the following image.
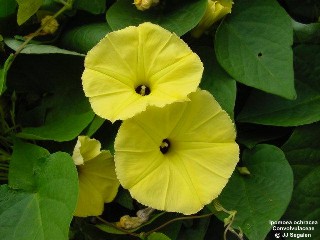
[134,0,159,11]
[191,0,233,38]
[72,136,119,217]
[114,90,239,215]
[82,22,203,122]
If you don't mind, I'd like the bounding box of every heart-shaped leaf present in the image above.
[8,140,49,191]
[8,54,95,141]
[215,0,295,99]
[59,22,111,54]
[210,144,293,240]
[16,0,43,25]
[196,46,236,118]
[281,122,320,238]
[0,142,78,240]
[237,44,320,126]
[106,0,207,36]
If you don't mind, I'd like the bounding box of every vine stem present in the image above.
[96,216,141,238]
[143,212,214,237]
[97,212,215,239]
[213,200,243,240]
[13,0,73,58]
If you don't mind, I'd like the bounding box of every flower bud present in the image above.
[40,16,59,35]
[134,0,159,11]
[191,0,233,38]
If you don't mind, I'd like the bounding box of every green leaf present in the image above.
[9,140,49,191]
[0,54,14,96]
[73,0,106,14]
[114,187,134,210]
[159,220,182,240]
[196,46,236,118]
[183,217,210,240]
[237,44,320,126]
[237,124,292,149]
[16,0,43,25]
[4,38,85,56]
[281,122,320,237]
[17,90,94,141]
[8,55,95,141]
[282,122,320,172]
[0,0,17,18]
[0,151,78,240]
[83,115,105,137]
[211,144,293,240]
[106,0,207,36]
[148,232,171,240]
[215,0,295,99]
[59,22,111,54]
[95,224,126,235]
[292,19,320,44]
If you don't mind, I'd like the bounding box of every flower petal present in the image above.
[171,91,236,142]
[72,136,101,165]
[174,142,239,203]
[73,137,120,217]
[85,26,138,84]
[75,173,104,217]
[79,151,119,202]
[115,90,239,214]
[82,22,203,122]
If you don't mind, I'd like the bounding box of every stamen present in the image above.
[135,85,150,96]
[160,139,170,154]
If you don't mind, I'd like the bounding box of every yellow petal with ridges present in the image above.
[114,90,239,214]
[73,136,120,217]
[72,136,101,165]
[82,22,203,122]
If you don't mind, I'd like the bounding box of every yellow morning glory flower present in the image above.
[191,0,233,38]
[72,136,120,217]
[82,22,203,122]
[114,90,239,215]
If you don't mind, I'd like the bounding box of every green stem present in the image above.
[4,125,21,135]
[213,200,243,240]
[143,212,214,237]
[13,0,74,58]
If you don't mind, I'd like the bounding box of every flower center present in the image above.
[135,85,151,96]
[160,139,170,154]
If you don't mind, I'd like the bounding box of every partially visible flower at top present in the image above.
[134,0,159,11]
[40,16,59,35]
[72,136,119,217]
[191,0,233,38]
[82,22,203,122]
[114,90,239,215]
